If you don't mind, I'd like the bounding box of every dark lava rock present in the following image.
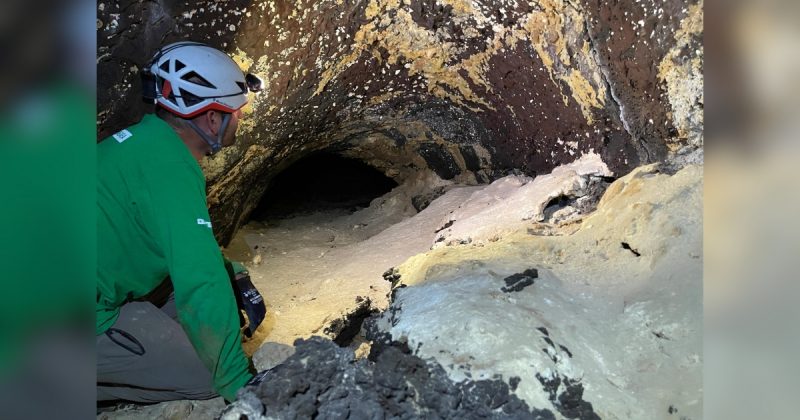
[501,269,539,293]
[382,267,402,285]
[535,374,600,420]
[418,143,461,180]
[556,379,600,420]
[224,336,555,419]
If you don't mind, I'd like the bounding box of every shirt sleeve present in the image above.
[224,258,248,277]
[140,161,253,401]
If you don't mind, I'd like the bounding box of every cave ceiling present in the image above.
[98,0,703,243]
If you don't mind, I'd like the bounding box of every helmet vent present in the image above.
[166,89,177,104]
[159,60,170,73]
[174,59,186,72]
[179,88,203,107]
[182,71,216,89]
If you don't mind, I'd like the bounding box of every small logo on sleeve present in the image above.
[112,129,133,143]
[197,218,212,228]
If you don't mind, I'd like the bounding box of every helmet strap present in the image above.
[186,112,231,155]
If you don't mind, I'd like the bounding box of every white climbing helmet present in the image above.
[146,41,249,118]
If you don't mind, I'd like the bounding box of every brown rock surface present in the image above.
[98,0,703,244]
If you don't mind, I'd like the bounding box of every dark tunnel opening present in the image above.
[251,152,399,220]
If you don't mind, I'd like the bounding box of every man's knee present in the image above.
[97,301,216,403]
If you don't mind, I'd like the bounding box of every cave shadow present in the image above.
[251,152,398,220]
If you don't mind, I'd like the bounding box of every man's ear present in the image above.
[205,110,221,136]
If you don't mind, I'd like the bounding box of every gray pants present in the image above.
[97,296,217,402]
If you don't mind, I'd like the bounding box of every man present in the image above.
[97,42,266,403]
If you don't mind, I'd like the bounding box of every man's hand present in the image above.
[232,272,266,338]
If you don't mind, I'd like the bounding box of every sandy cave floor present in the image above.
[223,174,482,355]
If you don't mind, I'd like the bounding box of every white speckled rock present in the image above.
[433,153,613,248]
[377,164,703,419]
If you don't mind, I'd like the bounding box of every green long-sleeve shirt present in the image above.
[97,114,252,400]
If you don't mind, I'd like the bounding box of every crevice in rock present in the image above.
[434,219,455,234]
[324,296,378,347]
[542,195,573,220]
[540,176,613,225]
[581,15,653,164]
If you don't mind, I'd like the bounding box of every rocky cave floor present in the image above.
[100,155,702,420]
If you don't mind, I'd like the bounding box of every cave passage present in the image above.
[251,152,399,220]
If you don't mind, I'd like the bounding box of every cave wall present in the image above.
[98,0,703,244]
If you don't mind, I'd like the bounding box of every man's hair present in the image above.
[155,106,193,131]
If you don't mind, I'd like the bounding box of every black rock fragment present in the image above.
[535,372,561,401]
[501,269,539,293]
[534,374,600,420]
[557,379,600,420]
[558,344,573,358]
[435,219,455,233]
[382,267,402,285]
[621,242,641,257]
